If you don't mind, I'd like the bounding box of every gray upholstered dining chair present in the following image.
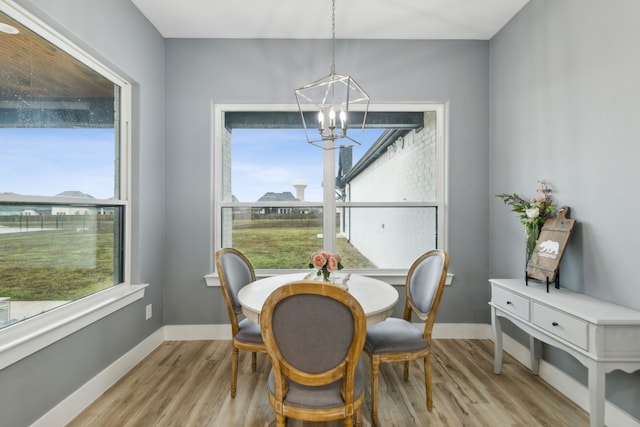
[215,248,267,398]
[364,249,449,425]
[260,280,367,427]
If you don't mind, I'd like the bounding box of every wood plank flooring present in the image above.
[67,339,589,426]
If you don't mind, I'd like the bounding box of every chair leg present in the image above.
[275,414,286,427]
[251,351,257,372]
[355,408,362,427]
[370,355,380,425]
[344,415,352,426]
[403,360,409,381]
[231,346,239,398]
[425,354,433,411]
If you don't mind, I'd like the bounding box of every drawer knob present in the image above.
[552,321,559,327]
[506,301,512,305]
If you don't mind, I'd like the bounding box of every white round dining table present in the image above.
[237,272,398,328]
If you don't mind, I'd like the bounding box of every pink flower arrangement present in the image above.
[309,251,343,282]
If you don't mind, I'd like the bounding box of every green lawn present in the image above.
[0,217,374,301]
[0,230,115,300]
[231,218,375,269]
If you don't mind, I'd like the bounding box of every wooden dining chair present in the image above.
[364,249,449,425]
[215,248,267,398]
[260,280,367,427]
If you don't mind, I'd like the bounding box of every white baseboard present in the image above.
[432,322,492,339]
[31,328,164,427]
[30,324,639,427]
[500,333,640,427]
[163,323,231,340]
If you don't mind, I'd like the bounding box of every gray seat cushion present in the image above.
[267,358,365,409]
[235,318,263,344]
[365,317,429,354]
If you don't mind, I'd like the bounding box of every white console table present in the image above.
[489,278,640,427]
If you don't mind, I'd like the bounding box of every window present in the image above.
[0,2,132,333]
[214,105,445,273]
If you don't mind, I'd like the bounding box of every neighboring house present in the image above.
[19,207,52,216]
[255,191,299,215]
[51,191,96,215]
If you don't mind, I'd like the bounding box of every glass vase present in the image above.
[525,223,540,266]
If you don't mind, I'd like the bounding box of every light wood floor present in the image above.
[67,339,589,426]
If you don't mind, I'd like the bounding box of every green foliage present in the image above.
[496,180,557,260]
[496,180,556,230]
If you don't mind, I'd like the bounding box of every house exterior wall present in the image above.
[344,112,438,267]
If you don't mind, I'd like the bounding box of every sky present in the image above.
[230,128,383,202]
[0,128,115,200]
[0,127,384,203]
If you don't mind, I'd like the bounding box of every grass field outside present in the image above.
[230,218,375,269]
[0,229,115,300]
[0,217,374,302]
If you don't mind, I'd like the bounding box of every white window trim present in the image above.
[208,102,448,281]
[0,284,147,371]
[0,0,140,370]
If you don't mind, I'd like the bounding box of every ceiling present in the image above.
[0,11,113,100]
[0,11,115,128]
[0,0,530,104]
[131,0,529,40]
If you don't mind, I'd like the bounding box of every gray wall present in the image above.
[490,0,640,420]
[0,1,166,426]
[163,38,491,326]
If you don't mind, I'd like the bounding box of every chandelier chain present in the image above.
[331,0,336,74]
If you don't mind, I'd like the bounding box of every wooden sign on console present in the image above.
[526,206,575,291]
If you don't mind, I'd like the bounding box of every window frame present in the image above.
[209,103,447,283]
[0,0,144,371]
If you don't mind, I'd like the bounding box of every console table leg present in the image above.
[588,363,605,427]
[491,307,503,374]
[529,336,541,375]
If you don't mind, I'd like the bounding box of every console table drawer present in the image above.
[493,286,530,321]
[533,303,588,350]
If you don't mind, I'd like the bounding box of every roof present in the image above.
[257,192,298,202]
[55,191,95,199]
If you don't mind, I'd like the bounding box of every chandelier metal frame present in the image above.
[294,0,370,150]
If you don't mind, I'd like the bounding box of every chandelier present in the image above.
[294,0,370,150]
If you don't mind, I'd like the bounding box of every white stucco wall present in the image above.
[344,112,437,268]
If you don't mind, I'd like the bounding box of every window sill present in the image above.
[0,284,147,371]
[205,270,453,287]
